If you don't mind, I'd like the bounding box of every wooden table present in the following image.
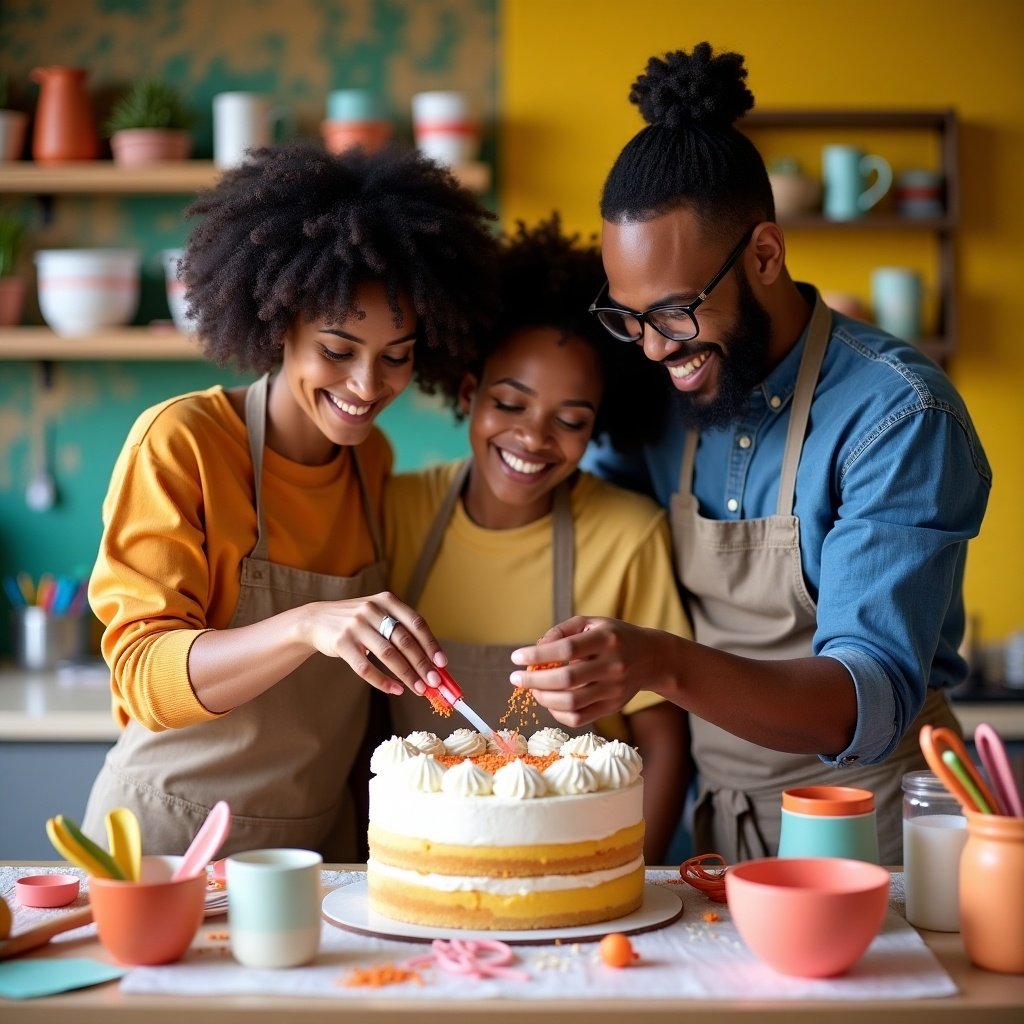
[2,863,1022,1023]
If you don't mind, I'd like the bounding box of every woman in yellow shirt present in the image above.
[83,143,499,859]
[385,217,692,862]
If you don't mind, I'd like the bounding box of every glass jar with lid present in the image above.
[902,770,967,931]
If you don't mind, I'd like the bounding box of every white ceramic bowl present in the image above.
[35,248,141,337]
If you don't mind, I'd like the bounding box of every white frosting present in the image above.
[441,759,493,797]
[527,727,570,756]
[587,745,640,789]
[405,730,445,757]
[369,776,643,846]
[443,728,488,757]
[600,738,643,772]
[367,855,644,894]
[369,735,419,775]
[397,753,446,793]
[487,730,528,755]
[560,733,607,756]
[492,759,547,800]
[543,755,599,795]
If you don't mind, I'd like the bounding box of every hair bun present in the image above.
[629,42,754,130]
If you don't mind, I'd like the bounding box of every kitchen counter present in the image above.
[1,863,1021,1023]
[2,665,1023,743]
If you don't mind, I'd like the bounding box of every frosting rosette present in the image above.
[441,758,494,797]
[492,759,547,799]
[369,735,420,775]
[543,755,600,795]
[526,726,570,756]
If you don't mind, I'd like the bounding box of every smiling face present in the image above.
[601,207,773,431]
[269,279,417,463]
[459,327,603,529]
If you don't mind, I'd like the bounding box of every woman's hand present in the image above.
[300,591,445,696]
[189,592,445,712]
[509,616,677,727]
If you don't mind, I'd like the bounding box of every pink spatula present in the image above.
[171,800,232,881]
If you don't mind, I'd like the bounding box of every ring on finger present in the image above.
[378,614,400,643]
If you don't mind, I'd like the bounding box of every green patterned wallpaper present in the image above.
[0,0,496,654]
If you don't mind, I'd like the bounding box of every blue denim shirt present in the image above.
[583,287,991,766]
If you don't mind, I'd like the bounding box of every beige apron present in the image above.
[83,373,387,860]
[389,459,582,738]
[672,295,960,864]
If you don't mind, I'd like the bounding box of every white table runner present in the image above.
[3,867,957,1002]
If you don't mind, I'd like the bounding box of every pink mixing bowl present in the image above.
[725,856,889,977]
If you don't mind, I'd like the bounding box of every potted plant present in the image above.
[766,156,821,218]
[0,209,27,326]
[106,79,195,167]
[0,74,28,161]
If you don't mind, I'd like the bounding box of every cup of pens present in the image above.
[5,573,89,670]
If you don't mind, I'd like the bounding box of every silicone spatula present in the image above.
[171,801,232,881]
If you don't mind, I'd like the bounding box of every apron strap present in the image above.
[405,459,575,622]
[776,294,831,517]
[675,292,832,516]
[243,372,384,564]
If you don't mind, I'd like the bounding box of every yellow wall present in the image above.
[501,0,1024,645]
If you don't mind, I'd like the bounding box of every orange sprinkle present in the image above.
[501,684,540,730]
[341,963,423,988]
[526,661,565,671]
[702,911,720,923]
[435,751,560,774]
[427,692,453,717]
[206,930,229,941]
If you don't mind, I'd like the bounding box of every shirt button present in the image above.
[727,498,739,512]
[738,435,751,449]
[769,395,782,409]
[841,755,859,764]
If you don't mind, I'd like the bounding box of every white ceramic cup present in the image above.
[226,848,323,968]
[213,92,290,168]
[411,90,480,166]
[160,248,192,333]
[871,266,923,340]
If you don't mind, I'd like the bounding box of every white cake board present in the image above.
[321,880,682,945]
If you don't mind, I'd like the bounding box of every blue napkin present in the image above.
[0,958,126,1000]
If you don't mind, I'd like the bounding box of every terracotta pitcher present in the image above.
[30,66,99,164]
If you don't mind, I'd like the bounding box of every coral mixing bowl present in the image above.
[725,856,889,977]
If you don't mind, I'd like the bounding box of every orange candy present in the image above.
[598,932,638,968]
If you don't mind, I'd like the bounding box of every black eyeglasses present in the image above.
[588,226,756,344]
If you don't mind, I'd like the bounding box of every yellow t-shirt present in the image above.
[89,386,392,731]
[384,462,691,719]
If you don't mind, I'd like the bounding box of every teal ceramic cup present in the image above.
[226,848,323,968]
[822,144,892,220]
[778,786,880,864]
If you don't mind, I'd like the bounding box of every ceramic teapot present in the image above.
[30,66,99,164]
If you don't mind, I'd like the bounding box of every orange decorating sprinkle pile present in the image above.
[341,963,423,988]
[526,661,565,672]
[435,751,560,773]
[702,911,721,923]
[427,692,453,717]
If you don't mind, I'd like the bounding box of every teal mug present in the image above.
[822,145,892,220]
[778,786,880,864]
[871,266,923,340]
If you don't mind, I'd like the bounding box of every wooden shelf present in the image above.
[0,158,491,195]
[0,326,203,360]
[742,108,959,359]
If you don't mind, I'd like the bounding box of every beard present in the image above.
[667,268,772,432]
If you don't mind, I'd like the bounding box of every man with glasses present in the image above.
[512,43,990,864]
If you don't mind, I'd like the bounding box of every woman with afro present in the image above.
[384,215,691,863]
[83,143,500,859]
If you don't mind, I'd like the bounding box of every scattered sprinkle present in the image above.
[702,911,720,923]
[341,963,423,988]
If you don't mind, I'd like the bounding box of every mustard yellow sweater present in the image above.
[89,386,391,731]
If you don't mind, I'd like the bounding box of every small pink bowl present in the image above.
[16,874,80,908]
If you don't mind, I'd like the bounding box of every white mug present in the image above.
[871,266,923,340]
[213,92,291,169]
[226,848,322,968]
[411,90,480,166]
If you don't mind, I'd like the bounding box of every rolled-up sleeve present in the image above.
[813,404,990,765]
